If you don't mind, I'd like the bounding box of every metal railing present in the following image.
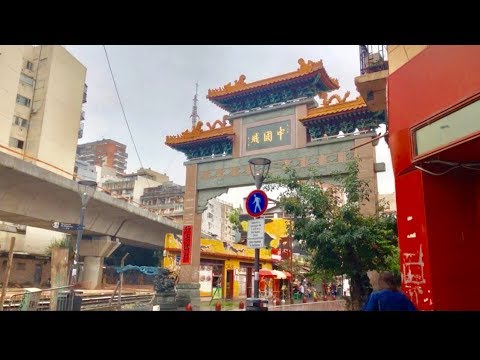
[359,45,388,75]
[2,285,74,311]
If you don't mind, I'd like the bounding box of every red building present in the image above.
[357,45,480,310]
[77,139,128,174]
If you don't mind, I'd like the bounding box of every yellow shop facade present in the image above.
[163,234,273,299]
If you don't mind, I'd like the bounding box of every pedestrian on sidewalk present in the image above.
[363,271,417,311]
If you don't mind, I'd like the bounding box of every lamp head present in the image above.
[77,180,97,202]
[248,158,271,189]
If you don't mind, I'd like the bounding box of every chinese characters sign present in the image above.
[181,225,192,265]
[246,120,291,151]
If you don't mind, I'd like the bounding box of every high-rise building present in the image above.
[202,198,234,242]
[0,45,87,175]
[140,181,185,222]
[102,168,166,205]
[77,139,128,174]
[0,45,87,285]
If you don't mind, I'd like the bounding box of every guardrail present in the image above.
[2,291,154,311]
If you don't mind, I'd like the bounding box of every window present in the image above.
[39,58,48,69]
[16,94,31,107]
[13,116,28,128]
[19,74,35,87]
[9,137,24,149]
[26,61,33,71]
[16,262,26,271]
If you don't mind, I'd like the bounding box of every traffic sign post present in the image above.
[245,189,268,218]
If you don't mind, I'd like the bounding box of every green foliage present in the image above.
[274,257,305,281]
[265,158,399,309]
[45,235,72,256]
[227,206,243,232]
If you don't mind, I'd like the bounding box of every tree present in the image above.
[227,206,243,233]
[265,158,399,310]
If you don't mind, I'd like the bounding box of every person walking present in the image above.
[363,271,417,311]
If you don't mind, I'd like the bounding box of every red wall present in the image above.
[389,45,480,176]
[388,45,480,310]
[423,170,480,309]
[395,170,433,310]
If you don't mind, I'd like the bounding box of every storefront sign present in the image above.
[181,225,193,264]
[199,265,213,296]
[246,120,291,151]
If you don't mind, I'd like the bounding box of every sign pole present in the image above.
[253,237,260,299]
[245,188,268,309]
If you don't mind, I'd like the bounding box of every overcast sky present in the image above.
[65,45,394,206]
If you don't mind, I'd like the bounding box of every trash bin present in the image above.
[245,298,268,311]
[56,290,83,311]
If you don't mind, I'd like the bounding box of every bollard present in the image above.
[323,295,328,301]
[302,296,308,303]
[239,301,245,310]
[313,297,318,302]
[274,298,280,306]
[185,303,193,311]
[215,301,222,311]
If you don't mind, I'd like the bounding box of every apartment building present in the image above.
[140,181,185,222]
[101,168,167,205]
[0,45,87,174]
[0,45,87,285]
[202,198,234,242]
[77,139,128,175]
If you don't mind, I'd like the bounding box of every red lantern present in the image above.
[185,303,193,311]
[239,301,245,309]
[215,301,222,311]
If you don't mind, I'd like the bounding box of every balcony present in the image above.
[354,45,388,112]
[78,122,84,139]
[83,84,88,103]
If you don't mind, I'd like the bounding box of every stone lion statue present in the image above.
[153,267,177,293]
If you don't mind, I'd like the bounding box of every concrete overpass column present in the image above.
[176,164,201,310]
[79,236,120,290]
[82,256,104,290]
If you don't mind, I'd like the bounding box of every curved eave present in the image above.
[299,108,372,126]
[301,96,368,120]
[207,68,339,104]
[165,132,234,149]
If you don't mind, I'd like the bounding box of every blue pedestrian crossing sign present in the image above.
[245,189,268,217]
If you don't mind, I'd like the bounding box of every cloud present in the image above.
[67,45,395,200]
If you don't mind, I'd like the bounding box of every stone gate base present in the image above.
[175,283,200,310]
[154,291,177,311]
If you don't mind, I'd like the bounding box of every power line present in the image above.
[102,45,145,171]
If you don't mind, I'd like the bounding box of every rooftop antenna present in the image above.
[190,82,200,128]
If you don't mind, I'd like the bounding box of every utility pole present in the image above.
[190,82,200,128]
[0,237,16,311]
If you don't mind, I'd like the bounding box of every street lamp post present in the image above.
[247,157,271,310]
[69,180,97,310]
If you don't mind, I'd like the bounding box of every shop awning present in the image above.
[259,269,275,277]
